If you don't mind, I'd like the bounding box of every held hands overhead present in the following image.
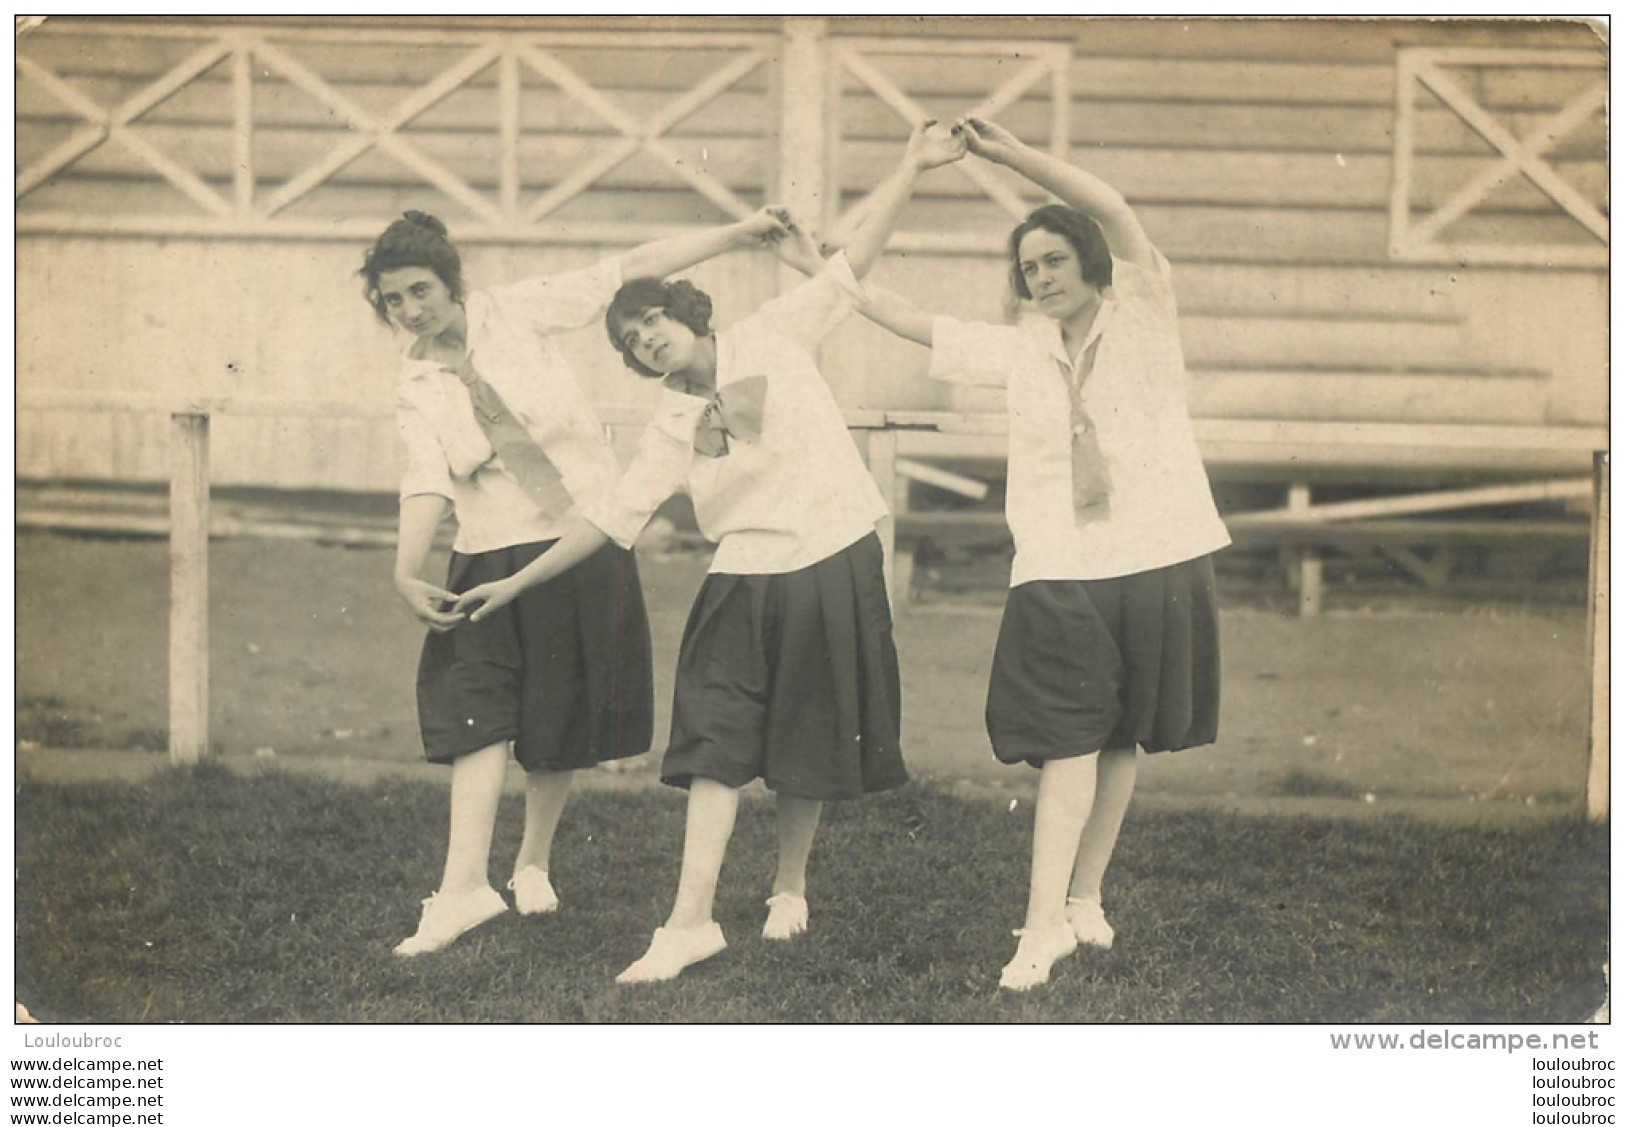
[950,116,1023,164]
[409,116,1024,639]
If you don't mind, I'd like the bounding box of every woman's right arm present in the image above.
[394,493,463,632]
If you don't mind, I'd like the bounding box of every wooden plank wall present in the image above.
[15,16,1608,491]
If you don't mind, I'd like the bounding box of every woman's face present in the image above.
[1017,229,1098,323]
[377,266,460,340]
[616,306,698,376]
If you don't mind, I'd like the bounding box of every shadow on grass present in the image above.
[15,764,1608,1024]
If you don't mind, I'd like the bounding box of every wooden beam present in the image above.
[498,47,521,218]
[1226,477,1593,526]
[867,428,903,606]
[895,457,989,500]
[1390,47,1423,258]
[168,412,211,765]
[1586,450,1608,822]
[232,44,254,214]
[777,17,829,228]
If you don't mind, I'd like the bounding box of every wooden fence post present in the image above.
[169,410,210,764]
[868,428,907,606]
[1286,482,1323,616]
[1586,449,1609,822]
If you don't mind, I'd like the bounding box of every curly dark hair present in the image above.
[1007,203,1113,303]
[605,277,715,378]
[358,210,465,325]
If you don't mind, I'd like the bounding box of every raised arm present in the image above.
[766,209,936,348]
[840,119,967,278]
[620,208,788,280]
[959,117,1156,269]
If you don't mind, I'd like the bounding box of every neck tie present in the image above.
[689,374,768,458]
[1068,338,1112,522]
[451,353,575,517]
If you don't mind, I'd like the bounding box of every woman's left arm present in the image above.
[960,117,1157,270]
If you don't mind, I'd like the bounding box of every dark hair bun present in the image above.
[402,210,447,237]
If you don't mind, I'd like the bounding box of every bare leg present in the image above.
[438,741,508,894]
[772,795,823,897]
[514,769,574,874]
[1069,746,1139,902]
[1022,754,1099,932]
[665,778,741,930]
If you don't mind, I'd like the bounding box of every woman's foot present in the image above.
[393,886,507,957]
[508,866,560,915]
[998,924,1078,991]
[615,922,728,984]
[1066,896,1114,949]
[762,892,809,940]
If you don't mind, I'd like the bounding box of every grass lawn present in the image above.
[15,766,1607,1024]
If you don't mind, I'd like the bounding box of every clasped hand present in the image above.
[449,578,521,624]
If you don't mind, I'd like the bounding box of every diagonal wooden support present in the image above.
[17,40,233,209]
[518,42,763,223]
[1408,78,1605,246]
[255,38,502,221]
[1415,60,1607,242]
[831,45,1033,239]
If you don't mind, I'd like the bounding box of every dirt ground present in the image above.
[15,527,1595,820]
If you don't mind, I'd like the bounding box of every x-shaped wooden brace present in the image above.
[516,44,769,225]
[17,39,234,213]
[829,43,1066,241]
[1406,54,1607,246]
[253,38,507,223]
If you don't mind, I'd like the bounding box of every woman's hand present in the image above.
[763,206,829,276]
[394,574,465,633]
[956,116,1025,165]
[452,577,523,624]
[737,206,792,246]
[906,118,969,172]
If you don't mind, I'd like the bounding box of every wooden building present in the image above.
[16,15,1608,494]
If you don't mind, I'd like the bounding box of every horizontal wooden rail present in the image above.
[17,395,1609,821]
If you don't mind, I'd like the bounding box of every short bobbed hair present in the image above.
[359,210,464,325]
[1007,203,1113,302]
[605,277,715,378]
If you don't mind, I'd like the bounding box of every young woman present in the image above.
[851,118,1230,990]
[364,207,790,956]
[453,121,968,983]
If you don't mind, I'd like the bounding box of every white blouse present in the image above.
[926,247,1230,585]
[394,258,625,554]
[586,254,888,575]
